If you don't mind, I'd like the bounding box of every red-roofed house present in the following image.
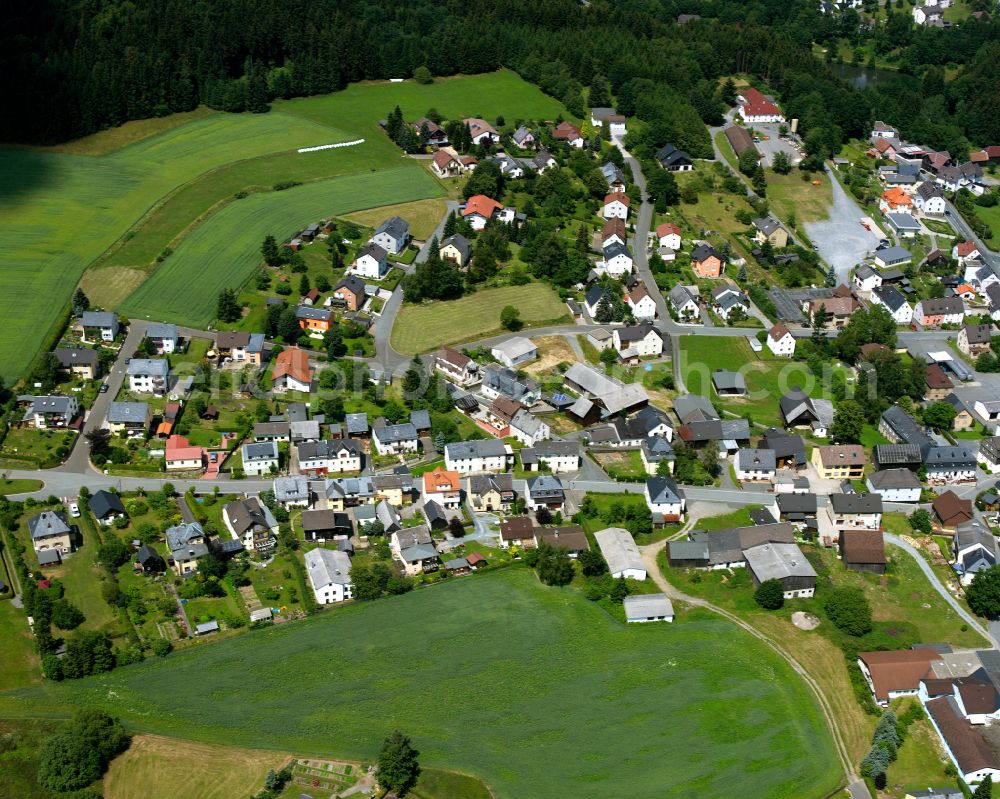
[462,195,504,230]
[602,193,630,220]
[422,466,461,509]
[873,138,897,159]
[971,146,1000,165]
[552,121,584,148]
[954,241,980,263]
[656,223,682,250]
[272,347,313,393]
[737,87,785,124]
[165,434,206,472]
[767,323,796,357]
[858,649,942,705]
[432,149,462,178]
[463,118,499,146]
[880,188,913,213]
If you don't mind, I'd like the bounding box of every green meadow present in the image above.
[0,569,842,799]
[0,70,568,380]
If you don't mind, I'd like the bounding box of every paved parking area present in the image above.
[744,122,802,167]
[805,169,880,284]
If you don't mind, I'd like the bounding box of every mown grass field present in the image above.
[119,167,443,326]
[346,197,450,240]
[765,170,832,224]
[391,284,569,354]
[0,569,842,799]
[1,70,567,380]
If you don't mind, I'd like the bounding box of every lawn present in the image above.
[764,170,832,225]
[0,478,43,496]
[713,130,739,172]
[390,284,570,354]
[0,600,39,692]
[883,701,954,798]
[104,734,294,799]
[975,202,1000,242]
[346,197,450,240]
[119,166,444,326]
[680,334,838,428]
[0,569,842,799]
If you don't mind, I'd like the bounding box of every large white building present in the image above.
[445,440,514,474]
[305,548,353,604]
[595,527,646,580]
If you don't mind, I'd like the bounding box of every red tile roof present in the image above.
[423,466,461,496]
[957,240,978,257]
[463,194,503,220]
[859,649,942,702]
[552,121,582,141]
[271,347,312,385]
[604,193,630,207]
[740,87,781,118]
[656,222,681,238]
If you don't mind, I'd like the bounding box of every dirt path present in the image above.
[639,543,864,797]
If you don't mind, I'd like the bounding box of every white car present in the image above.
[68,502,80,518]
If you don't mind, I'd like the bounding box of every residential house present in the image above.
[520,441,580,473]
[626,284,658,321]
[959,324,994,358]
[978,437,1000,474]
[871,284,913,325]
[372,423,419,456]
[467,473,516,513]
[806,287,860,329]
[613,323,663,359]
[563,362,648,421]
[644,476,686,522]
[601,161,626,192]
[525,474,565,512]
[445,439,514,474]
[371,216,409,255]
[301,509,352,544]
[534,525,590,557]
[349,243,389,280]
[915,182,947,215]
[295,305,333,336]
[324,476,375,511]
[953,520,998,586]
[491,336,537,368]
[241,441,279,476]
[412,117,447,145]
[780,388,832,430]
[223,497,278,557]
[80,311,119,342]
[668,285,699,320]
[602,193,630,220]
[391,526,439,575]
[127,358,169,395]
[552,121,584,147]
[691,243,725,279]
[763,429,807,469]
[481,365,540,405]
[933,491,974,530]
[305,548,353,604]
[866,468,922,502]
[772,493,818,528]
[820,493,883,546]
[840,530,887,574]
[603,217,628,248]
[601,241,633,277]
[464,117,499,145]
[656,222,682,250]
[271,348,312,393]
[670,523,794,570]
[89,490,126,526]
[28,510,73,563]
[499,516,537,550]
[512,125,536,149]
[924,446,977,485]
[435,346,479,386]
[440,234,472,267]
[886,212,921,239]
[858,649,943,706]
[432,149,462,177]
[854,264,882,293]
[296,439,363,476]
[329,275,365,312]
[655,143,694,171]
[462,194,504,230]
[915,297,965,327]
[165,521,208,576]
[274,475,310,508]
[711,283,749,321]
[422,466,461,509]
[106,401,149,437]
[19,395,78,429]
[164,434,205,471]
[53,348,98,380]
[624,593,674,623]
[812,445,867,480]
[946,394,976,432]
[595,528,646,580]
[142,323,178,355]
[509,409,550,446]
[590,108,627,136]
[880,187,913,214]
[752,216,788,248]
[766,323,796,357]
[738,87,784,123]
[735,448,777,483]
[923,696,1000,786]
[880,405,935,449]
[744,542,816,598]
[926,363,955,402]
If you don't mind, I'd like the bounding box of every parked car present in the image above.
[99,383,109,393]
[210,452,218,463]
[68,502,80,518]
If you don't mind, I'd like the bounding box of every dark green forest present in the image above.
[3,0,999,155]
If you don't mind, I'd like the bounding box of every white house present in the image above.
[445,439,514,474]
[602,242,633,277]
[595,528,646,580]
[296,439,363,476]
[519,441,580,473]
[127,359,170,395]
[80,311,119,342]
[923,446,977,485]
[915,182,947,215]
[590,108,627,137]
[349,243,389,280]
[305,548,353,604]
[20,395,79,429]
[977,437,1000,474]
[509,409,550,446]
[145,323,179,354]
[491,337,537,368]
[626,285,657,321]
[656,222,682,251]
[602,194,630,220]
[644,476,686,521]
[613,323,663,357]
[464,117,499,145]
[853,264,882,293]
[738,88,785,123]
[273,475,310,508]
[766,323,796,357]
[735,448,776,483]
[372,423,419,456]
[870,285,913,325]
[241,441,279,476]
[865,468,922,503]
[371,216,409,255]
[668,285,699,320]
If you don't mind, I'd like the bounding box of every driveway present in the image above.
[804,166,879,286]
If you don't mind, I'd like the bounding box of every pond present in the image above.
[830,62,901,90]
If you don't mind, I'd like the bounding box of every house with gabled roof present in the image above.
[464,117,499,145]
[752,216,788,248]
[691,243,725,279]
[655,144,693,171]
[737,87,784,123]
[440,234,472,267]
[602,193,630,220]
[80,311,119,342]
[766,323,795,357]
[305,548,353,604]
[552,121,583,147]
[348,242,389,280]
[871,284,913,325]
[462,194,505,230]
[271,347,312,393]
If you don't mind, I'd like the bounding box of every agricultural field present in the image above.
[0,569,842,799]
[119,167,443,326]
[390,284,570,355]
[345,198,450,240]
[1,70,568,381]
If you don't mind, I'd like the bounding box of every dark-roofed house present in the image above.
[953,519,998,586]
[54,347,99,380]
[865,468,922,503]
[656,143,693,171]
[440,234,472,267]
[644,476,686,522]
[28,510,73,562]
[371,216,410,255]
[762,429,806,469]
[223,497,278,556]
[924,446,977,485]
[880,405,935,449]
[724,125,758,160]
[858,649,943,705]
[525,474,565,512]
[924,696,1000,785]
[840,530,887,574]
[535,525,590,558]
[499,516,536,550]
[687,523,796,570]
[743,542,816,599]
[874,443,924,471]
[933,490,974,530]
[712,370,746,396]
[135,544,165,574]
[89,490,126,526]
[958,324,994,358]
[773,493,818,528]
[301,509,353,543]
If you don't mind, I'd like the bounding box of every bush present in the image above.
[51,599,85,630]
[151,638,172,657]
[37,710,130,792]
[753,579,785,610]
[824,586,872,636]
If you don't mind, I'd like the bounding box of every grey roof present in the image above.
[89,490,125,519]
[290,419,321,441]
[106,401,148,424]
[875,245,912,263]
[712,370,746,392]
[393,526,432,549]
[467,472,514,496]
[81,311,116,327]
[689,523,795,567]
[345,412,369,435]
[923,445,975,467]
[376,499,401,530]
[254,421,290,439]
[145,322,177,340]
[873,284,907,312]
[165,521,206,553]
[886,212,921,230]
[21,395,74,418]
[668,284,698,310]
[881,405,935,448]
[617,323,658,345]
[223,497,277,536]
[399,543,439,563]
[624,593,673,620]
[127,358,169,377]
[520,440,579,463]
[830,493,883,514]
[603,241,632,261]
[242,441,279,462]
[374,423,418,444]
[492,336,537,362]
[691,243,724,263]
[601,162,625,185]
[595,528,644,575]
[374,216,409,240]
[917,181,944,201]
[409,409,431,430]
[297,439,361,461]
[646,476,683,504]
[441,234,472,261]
[752,215,783,237]
[743,542,817,583]
[775,493,817,515]
[325,476,374,501]
[305,547,352,590]
[273,475,309,503]
[918,296,965,316]
[762,430,806,466]
[27,510,71,540]
[963,323,994,345]
[53,347,98,368]
[868,468,922,490]
[656,143,693,167]
[446,439,509,460]
[874,443,924,466]
[667,540,710,561]
[673,394,718,424]
[483,364,539,402]
[736,448,776,472]
[528,474,565,498]
[295,305,331,322]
